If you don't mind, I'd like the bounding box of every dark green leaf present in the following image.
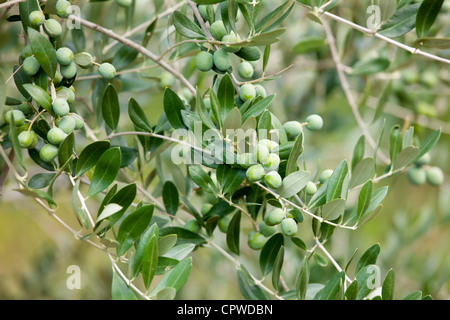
[296,258,310,300]
[19,0,40,33]
[356,244,380,275]
[237,264,269,300]
[102,85,120,131]
[351,135,365,171]
[226,211,241,255]
[379,3,421,38]
[188,165,217,194]
[13,65,32,99]
[150,257,192,297]
[319,272,344,300]
[163,88,187,130]
[415,0,444,39]
[382,269,395,300]
[28,28,57,78]
[285,133,303,176]
[403,291,423,300]
[158,227,206,246]
[356,180,373,222]
[326,160,348,202]
[217,74,235,122]
[272,246,285,292]
[8,111,26,171]
[28,173,56,189]
[117,204,155,256]
[128,98,152,132]
[111,270,137,300]
[22,84,52,113]
[112,45,139,71]
[260,233,284,276]
[345,280,359,300]
[414,128,441,162]
[241,94,275,122]
[87,147,121,197]
[58,132,74,170]
[75,141,110,177]
[389,125,402,167]
[172,11,206,39]
[163,180,179,216]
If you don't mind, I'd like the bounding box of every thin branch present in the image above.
[321,17,390,165]
[69,14,196,95]
[314,237,353,286]
[102,1,185,54]
[186,0,241,92]
[0,0,24,10]
[297,2,450,65]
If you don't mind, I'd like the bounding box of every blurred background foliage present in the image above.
[0,0,449,299]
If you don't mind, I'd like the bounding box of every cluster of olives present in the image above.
[24,3,116,81]
[194,5,260,81]
[407,153,444,187]
[244,114,324,188]
[4,85,85,162]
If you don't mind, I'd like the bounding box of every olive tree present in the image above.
[0,0,448,300]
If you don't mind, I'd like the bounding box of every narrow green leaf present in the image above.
[128,98,152,132]
[162,180,179,217]
[403,291,422,300]
[222,107,242,135]
[313,252,328,267]
[415,0,444,39]
[373,81,392,123]
[260,233,284,276]
[218,74,235,122]
[142,235,159,289]
[102,85,120,131]
[117,204,155,256]
[111,270,137,300]
[389,125,402,167]
[97,203,123,223]
[285,133,303,176]
[345,280,359,300]
[22,84,52,112]
[112,45,139,71]
[28,28,57,78]
[29,173,56,189]
[296,258,310,300]
[158,234,178,256]
[76,140,110,178]
[172,11,206,39]
[279,170,310,198]
[164,88,187,130]
[196,88,216,130]
[87,147,121,197]
[356,180,373,222]
[226,211,241,255]
[58,132,74,170]
[319,272,344,300]
[414,128,441,162]
[241,94,275,123]
[379,3,421,38]
[188,165,217,194]
[356,244,380,275]
[326,160,348,202]
[237,264,269,300]
[272,246,285,292]
[382,269,395,300]
[150,257,192,297]
[351,135,365,172]
[8,111,26,171]
[292,36,326,54]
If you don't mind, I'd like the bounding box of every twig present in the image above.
[69,14,196,95]
[321,17,390,165]
[297,2,450,65]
